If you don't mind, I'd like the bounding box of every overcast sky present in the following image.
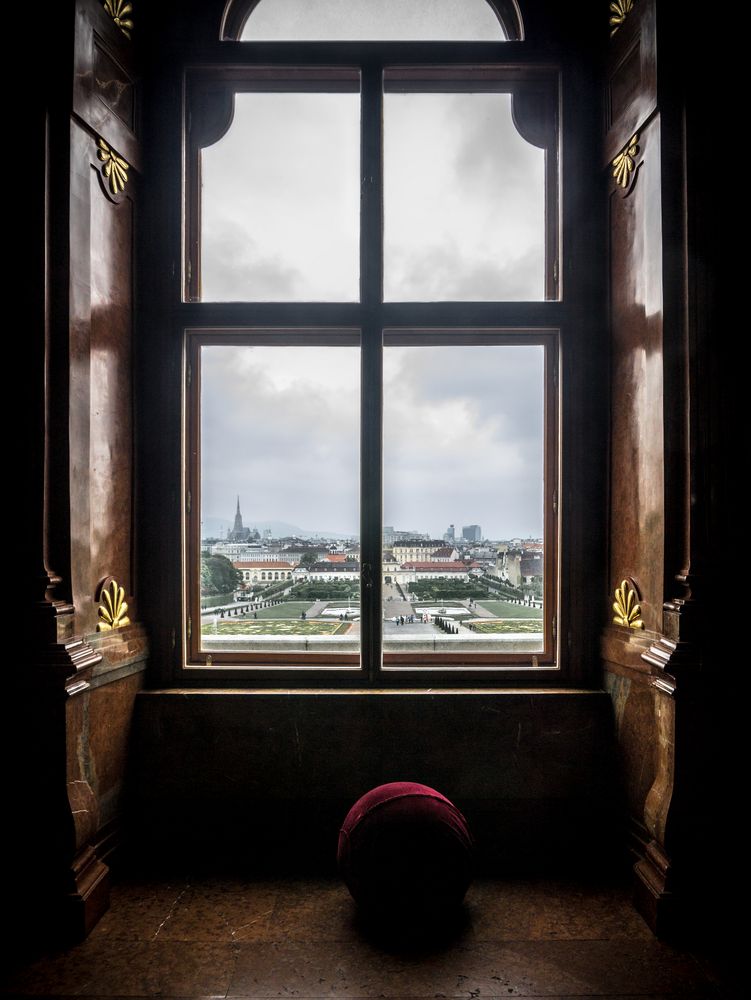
[199,1,544,542]
[201,342,543,540]
[384,343,543,538]
[202,345,360,536]
[201,90,544,302]
[240,0,507,41]
[384,93,544,300]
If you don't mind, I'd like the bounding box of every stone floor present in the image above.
[1,874,735,998]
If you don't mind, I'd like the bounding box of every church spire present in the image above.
[233,495,244,534]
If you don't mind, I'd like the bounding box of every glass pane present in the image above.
[201,92,360,301]
[383,341,546,658]
[241,0,506,40]
[200,343,360,657]
[384,93,546,301]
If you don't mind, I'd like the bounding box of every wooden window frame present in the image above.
[134,20,606,689]
[184,328,558,680]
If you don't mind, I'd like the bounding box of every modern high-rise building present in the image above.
[443,524,455,542]
[462,524,482,542]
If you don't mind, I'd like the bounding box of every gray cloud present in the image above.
[197,50,548,541]
[201,346,360,534]
[384,93,545,301]
[389,243,544,302]
[202,222,303,300]
[383,345,544,538]
[243,0,506,41]
[451,93,541,191]
[201,93,359,302]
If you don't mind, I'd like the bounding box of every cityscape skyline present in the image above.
[201,503,541,547]
[201,344,545,540]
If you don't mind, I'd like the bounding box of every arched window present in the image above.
[222,0,522,41]
[181,0,571,681]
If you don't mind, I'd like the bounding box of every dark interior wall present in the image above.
[17,0,729,948]
[601,0,664,860]
[132,689,618,872]
[17,0,147,941]
[600,0,728,936]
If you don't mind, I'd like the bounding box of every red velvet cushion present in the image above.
[338,782,473,916]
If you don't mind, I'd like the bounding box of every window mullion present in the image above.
[360,63,384,683]
[360,62,383,309]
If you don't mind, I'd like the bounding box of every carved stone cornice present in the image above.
[641,597,702,679]
[27,567,76,642]
[634,590,703,935]
[32,636,103,697]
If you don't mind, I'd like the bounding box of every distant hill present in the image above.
[201,516,358,541]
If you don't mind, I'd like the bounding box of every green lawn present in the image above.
[245,602,313,620]
[476,600,542,619]
[202,618,344,636]
[469,619,544,634]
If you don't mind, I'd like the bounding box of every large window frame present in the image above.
[185,327,559,677]
[136,1,606,688]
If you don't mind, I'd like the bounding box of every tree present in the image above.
[299,551,319,570]
[201,554,241,596]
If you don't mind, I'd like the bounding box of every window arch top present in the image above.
[223,0,520,42]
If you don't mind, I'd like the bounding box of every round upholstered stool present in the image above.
[337,782,474,919]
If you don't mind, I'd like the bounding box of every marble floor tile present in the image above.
[464,878,654,942]
[268,877,359,942]
[2,938,237,997]
[227,937,714,998]
[2,939,159,996]
[89,877,190,941]
[2,876,726,1000]
[152,882,279,942]
[140,941,237,996]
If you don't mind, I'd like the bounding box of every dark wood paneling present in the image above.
[603,663,657,823]
[94,43,135,129]
[608,117,664,633]
[89,163,134,611]
[68,122,137,634]
[89,669,145,826]
[69,121,97,632]
[604,0,656,163]
[73,0,140,167]
[14,0,145,943]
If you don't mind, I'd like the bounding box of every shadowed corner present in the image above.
[352,897,473,955]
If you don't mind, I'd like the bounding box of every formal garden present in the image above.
[201,617,351,636]
[466,619,543,633]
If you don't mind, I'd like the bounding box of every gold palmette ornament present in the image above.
[612,134,639,189]
[609,0,634,37]
[612,579,644,629]
[104,0,134,39]
[97,580,131,632]
[98,138,130,195]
